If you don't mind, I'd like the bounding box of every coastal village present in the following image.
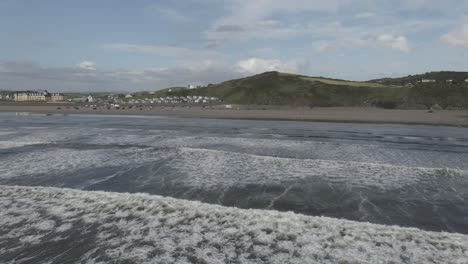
[0,88,222,112]
[0,75,467,110]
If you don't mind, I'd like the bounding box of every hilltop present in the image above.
[123,71,468,109]
[149,72,468,108]
[141,72,407,107]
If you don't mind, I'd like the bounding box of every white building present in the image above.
[14,91,47,101]
[125,94,133,98]
[49,93,65,102]
[421,79,436,83]
[188,85,196,89]
[87,95,94,103]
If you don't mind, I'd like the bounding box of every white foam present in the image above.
[0,141,46,149]
[0,185,467,264]
[4,125,468,170]
[33,219,56,231]
[0,147,163,179]
[1,142,466,191]
[169,148,468,190]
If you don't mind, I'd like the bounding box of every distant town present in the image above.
[0,87,221,107]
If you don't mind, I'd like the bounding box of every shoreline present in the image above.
[1,104,468,127]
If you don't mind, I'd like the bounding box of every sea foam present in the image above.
[0,185,467,264]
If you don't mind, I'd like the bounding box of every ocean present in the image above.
[1,113,468,263]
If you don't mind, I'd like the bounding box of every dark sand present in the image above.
[1,104,468,127]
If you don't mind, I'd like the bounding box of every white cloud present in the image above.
[257,20,281,27]
[205,0,340,42]
[77,61,96,71]
[312,41,333,53]
[0,60,242,92]
[0,58,312,92]
[354,12,376,19]
[221,0,339,25]
[237,58,309,74]
[441,24,468,48]
[247,48,276,58]
[100,43,219,59]
[376,34,410,52]
[154,7,189,22]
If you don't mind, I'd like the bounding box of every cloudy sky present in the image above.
[1,0,468,92]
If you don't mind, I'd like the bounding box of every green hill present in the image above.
[163,71,408,107]
[371,71,468,86]
[370,71,468,108]
[140,71,468,109]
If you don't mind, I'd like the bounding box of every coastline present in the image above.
[1,104,468,127]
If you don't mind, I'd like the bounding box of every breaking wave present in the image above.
[1,185,467,264]
[169,148,468,190]
[0,141,47,149]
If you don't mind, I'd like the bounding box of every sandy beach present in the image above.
[1,104,468,127]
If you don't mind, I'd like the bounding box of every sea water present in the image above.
[1,113,468,263]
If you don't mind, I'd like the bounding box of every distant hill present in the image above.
[138,71,468,109]
[155,71,407,107]
[371,71,468,86]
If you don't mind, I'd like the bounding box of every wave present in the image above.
[0,141,47,149]
[169,148,468,190]
[1,144,467,192]
[0,185,466,264]
[0,147,163,180]
[3,126,468,170]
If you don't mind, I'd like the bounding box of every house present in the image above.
[87,95,94,103]
[13,90,65,102]
[446,79,454,83]
[14,91,47,101]
[49,93,65,102]
[125,94,133,98]
[421,79,436,83]
[188,85,196,89]
[465,79,468,82]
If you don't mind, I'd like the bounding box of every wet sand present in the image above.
[1,104,467,127]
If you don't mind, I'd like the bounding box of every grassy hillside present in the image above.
[372,71,468,86]
[300,76,388,88]
[136,71,468,109]
[164,71,408,107]
[370,71,468,108]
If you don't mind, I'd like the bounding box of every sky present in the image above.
[1,0,468,92]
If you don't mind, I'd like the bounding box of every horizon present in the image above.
[1,0,468,92]
[1,69,468,94]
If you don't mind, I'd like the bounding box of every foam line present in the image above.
[170,147,468,190]
[0,185,467,264]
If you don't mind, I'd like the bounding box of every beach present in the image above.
[0,103,467,126]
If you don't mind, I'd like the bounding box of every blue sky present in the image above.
[1,0,468,92]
